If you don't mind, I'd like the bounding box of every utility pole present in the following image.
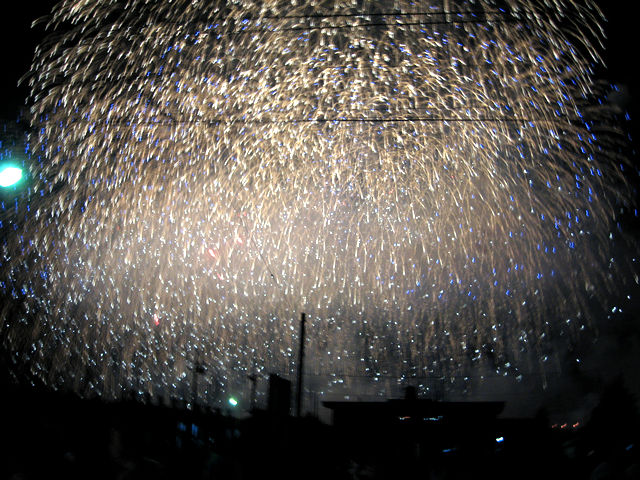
[248,374,257,412]
[192,357,206,410]
[296,312,306,417]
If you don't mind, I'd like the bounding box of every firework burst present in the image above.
[1,0,635,405]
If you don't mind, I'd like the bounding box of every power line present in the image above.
[267,17,518,33]
[259,10,509,20]
[44,115,581,127]
[43,8,517,38]
[271,369,572,381]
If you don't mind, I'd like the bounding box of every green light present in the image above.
[0,165,23,187]
[228,397,238,407]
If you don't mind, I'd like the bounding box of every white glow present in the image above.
[0,166,22,187]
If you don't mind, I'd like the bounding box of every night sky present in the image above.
[2,2,637,134]
[0,1,55,121]
[1,1,639,424]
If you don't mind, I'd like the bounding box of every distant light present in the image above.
[228,397,238,407]
[424,415,443,422]
[496,436,505,443]
[0,166,22,187]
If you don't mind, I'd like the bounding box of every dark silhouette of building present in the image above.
[267,373,291,417]
[323,388,504,476]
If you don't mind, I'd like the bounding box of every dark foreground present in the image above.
[2,384,638,480]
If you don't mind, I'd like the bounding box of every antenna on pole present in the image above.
[296,312,306,417]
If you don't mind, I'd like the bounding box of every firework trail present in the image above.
[0,0,635,405]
